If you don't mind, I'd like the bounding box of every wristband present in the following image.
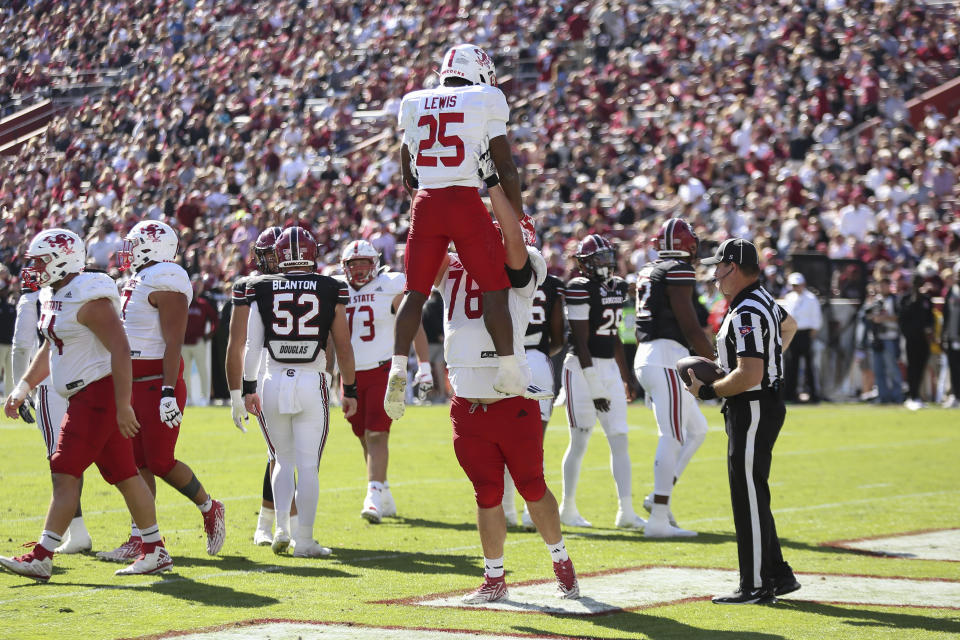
[242,379,258,395]
[483,173,500,188]
[405,175,419,190]
[342,382,358,399]
[11,380,31,401]
[698,383,717,400]
[161,386,176,398]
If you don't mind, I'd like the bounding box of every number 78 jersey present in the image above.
[564,276,628,359]
[398,84,509,190]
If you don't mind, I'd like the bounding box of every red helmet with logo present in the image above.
[274,227,317,270]
[253,226,283,274]
[655,218,699,259]
[574,234,616,281]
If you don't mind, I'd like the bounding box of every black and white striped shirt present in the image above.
[717,282,785,392]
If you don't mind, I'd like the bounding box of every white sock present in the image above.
[502,468,516,514]
[276,510,291,534]
[607,434,634,508]
[547,538,569,563]
[257,507,275,532]
[69,516,88,536]
[368,481,385,492]
[674,424,707,481]
[198,498,213,513]
[561,427,591,509]
[131,524,141,539]
[140,525,162,544]
[38,530,61,553]
[390,355,408,373]
[290,514,300,537]
[650,503,670,521]
[653,435,680,497]
[484,556,505,578]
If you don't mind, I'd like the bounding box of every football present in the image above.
[676,356,725,386]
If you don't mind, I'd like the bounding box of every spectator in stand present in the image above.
[782,272,822,403]
[85,222,122,270]
[182,274,219,407]
[898,275,935,410]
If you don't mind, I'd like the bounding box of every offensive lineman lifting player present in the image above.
[240,227,358,557]
[387,43,540,420]
[634,218,715,537]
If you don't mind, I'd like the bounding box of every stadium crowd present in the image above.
[1,0,959,405]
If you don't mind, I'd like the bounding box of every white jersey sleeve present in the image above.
[11,290,40,383]
[243,301,266,382]
[122,262,193,360]
[344,271,405,371]
[398,84,510,190]
[41,272,121,397]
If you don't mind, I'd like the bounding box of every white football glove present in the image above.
[230,389,248,433]
[159,392,183,429]
[582,366,611,412]
[413,362,434,400]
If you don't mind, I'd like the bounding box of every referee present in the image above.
[684,238,800,605]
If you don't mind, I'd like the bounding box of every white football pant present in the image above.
[36,383,68,459]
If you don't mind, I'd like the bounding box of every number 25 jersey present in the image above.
[398,83,508,190]
[38,272,121,397]
[245,273,348,368]
[564,276,627,359]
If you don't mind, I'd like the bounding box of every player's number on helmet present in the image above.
[416,113,465,168]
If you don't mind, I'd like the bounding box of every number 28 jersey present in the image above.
[38,272,121,397]
[337,270,405,371]
[398,83,509,190]
[564,276,628,359]
[245,273,348,368]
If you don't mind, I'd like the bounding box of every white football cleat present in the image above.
[614,511,647,529]
[202,499,226,556]
[115,545,173,576]
[644,518,698,538]
[462,575,508,604]
[493,360,527,396]
[383,370,406,420]
[0,547,53,582]
[253,528,273,546]
[361,492,382,524]
[380,488,397,517]
[293,540,333,558]
[558,507,592,528]
[522,384,554,400]
[96,536,142,563]
[55,528,92,554]
[271,529,291,555]
[643,493,678,527]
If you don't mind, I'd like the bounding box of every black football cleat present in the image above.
[774,574,802,596]
[712,587,777,605]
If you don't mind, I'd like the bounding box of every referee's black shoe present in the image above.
[712,587,777,605]
[774,573,802,596]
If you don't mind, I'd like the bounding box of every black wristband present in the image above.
[405,175,419,190]
[698,383,718,400]
[161,386,176,398]
[342,382,358,399]
[242,379,258,395]
[483,173,500,188]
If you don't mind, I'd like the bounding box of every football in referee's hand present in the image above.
[676,356,725,386]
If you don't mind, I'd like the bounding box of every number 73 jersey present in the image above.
[564,276,628,359]
[337,271,405,371]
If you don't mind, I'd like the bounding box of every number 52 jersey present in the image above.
[564,276,628,359]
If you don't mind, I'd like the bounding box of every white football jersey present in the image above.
[339,271,405,371]
[441,248,545,398]
[121,262,193,359]
[398,83,508,189]
[38,272,121,397]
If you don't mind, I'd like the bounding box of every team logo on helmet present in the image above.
[142,223,166,240]
[45,233,76,254]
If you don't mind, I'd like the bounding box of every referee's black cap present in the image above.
[701,238,759,266]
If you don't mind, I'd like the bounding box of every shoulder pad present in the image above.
[145,263,192,296]
[75,272,120,304]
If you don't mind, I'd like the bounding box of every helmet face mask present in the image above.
[118,221,179,272]
[575,234,617,283]
[254,226,283,274]
[23,229,85,289]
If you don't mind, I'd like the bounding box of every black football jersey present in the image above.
[564,276,627,359]
[524,274,564,356]
[634,259,697,346]
[245,273,348,364]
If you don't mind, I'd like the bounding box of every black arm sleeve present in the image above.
[505,258,534,289]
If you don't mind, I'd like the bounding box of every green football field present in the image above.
[0,402,958,640]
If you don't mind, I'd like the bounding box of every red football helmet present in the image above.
[575,234,616,281]
[491,214,537,247]
[655,218,699,259]
[274,227,317,269]
[253,226,283,274]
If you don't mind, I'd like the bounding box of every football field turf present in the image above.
[0,402,957,640]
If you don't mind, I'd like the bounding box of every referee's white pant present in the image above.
[182,341,210,405]
[259,366,330,545]
[636,364,708,499]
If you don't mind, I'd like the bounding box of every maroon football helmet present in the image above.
[274,227,318,270]
[575,234,616,281]
[655,218,699,260]
[253,226,283,274]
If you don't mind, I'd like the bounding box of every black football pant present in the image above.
[904,339,930,401]
[784,329,817,401]
[723,391,790,590]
